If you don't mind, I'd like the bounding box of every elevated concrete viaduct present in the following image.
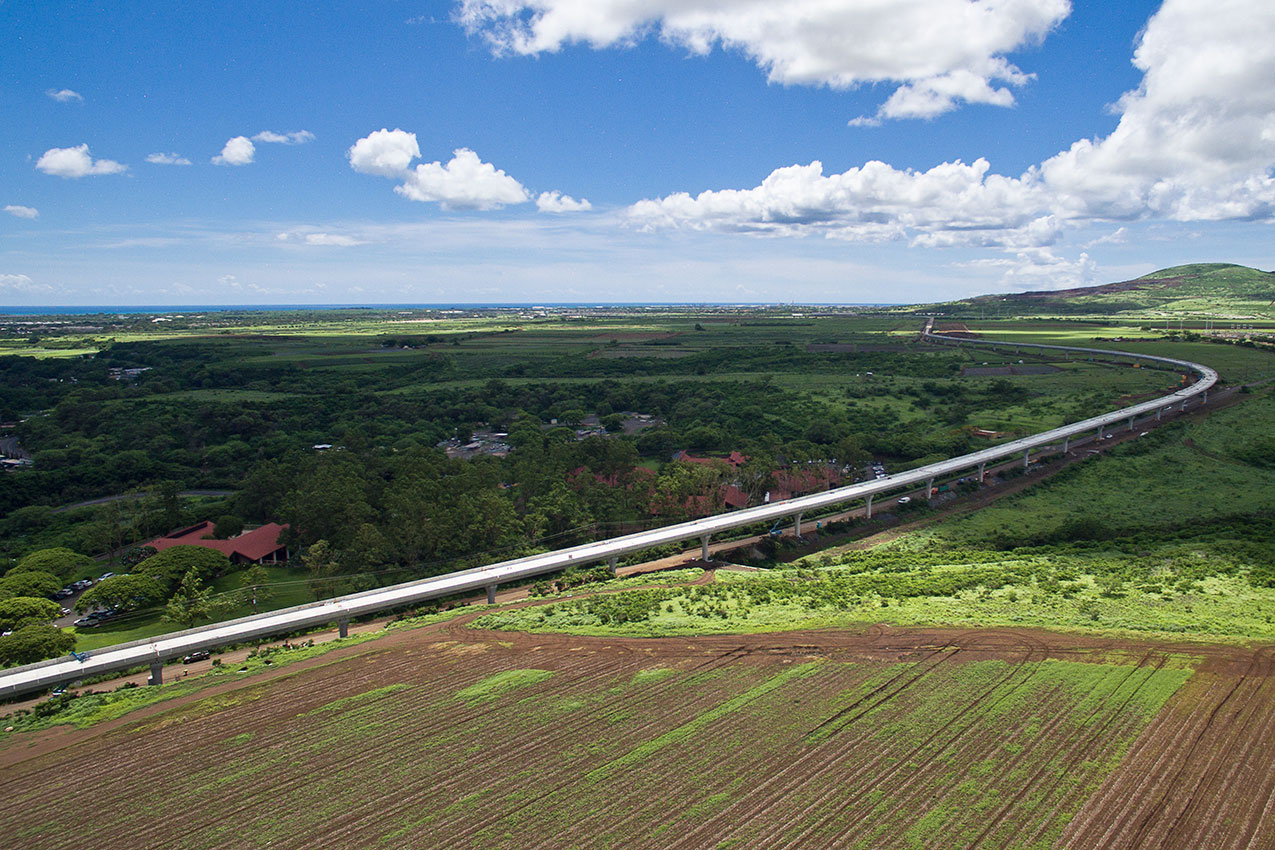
[0,321,1218,699]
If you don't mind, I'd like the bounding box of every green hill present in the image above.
[921,263,1275,320]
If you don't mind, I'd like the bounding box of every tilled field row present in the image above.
[1,626,1271,850]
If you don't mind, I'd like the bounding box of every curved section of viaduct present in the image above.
[0,321,1219,698]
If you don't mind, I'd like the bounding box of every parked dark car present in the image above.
[182,650,211,664]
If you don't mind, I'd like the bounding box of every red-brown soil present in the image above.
[1,621,1271,850]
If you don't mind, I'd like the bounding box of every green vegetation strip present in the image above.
[587,660,823,781]
[456,669,554,703]
[305,683,411,715]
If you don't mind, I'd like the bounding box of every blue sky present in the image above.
[3,0,1273,306]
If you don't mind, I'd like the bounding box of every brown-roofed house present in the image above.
[143,521,290,565]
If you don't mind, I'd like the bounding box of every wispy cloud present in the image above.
[0,273,51,293]
[146,152,193,166]
[45,88,83,103]
[4,205,39,220]
[252,130,315,145]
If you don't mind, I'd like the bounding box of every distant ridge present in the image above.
[919,263,1275,319]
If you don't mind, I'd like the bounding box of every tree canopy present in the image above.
[0,623,76,667]
[12,548,93,583]
[0,570,63,601]
[76,574,167,614]
[135,546,231,590]
[0,597,61,632]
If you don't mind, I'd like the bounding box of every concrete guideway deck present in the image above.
[0,321,1218,698]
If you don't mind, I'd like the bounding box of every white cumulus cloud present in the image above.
[252,130,316,145]
[35,145,128,178]
[1039,0,1275,222]
[348,129,422,177]
[212,136,256,166]
[628,157,1049,247]
[536,191,592,213]
[146,152,193,166]
[0,273,51,293]
[626,0,1275,262]
[4,205,39,220]
[348,129,531,210]
[457,0,1070,121]
[46,88,83,103]
[397,149,529,209]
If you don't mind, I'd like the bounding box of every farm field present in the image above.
[1,621,1272,850]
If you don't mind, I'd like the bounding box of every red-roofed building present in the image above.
[143,521,291,565]
[671,450,749,467]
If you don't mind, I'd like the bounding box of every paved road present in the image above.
[51,490,234,514]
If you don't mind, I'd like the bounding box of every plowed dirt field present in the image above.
[2,623,1272,850]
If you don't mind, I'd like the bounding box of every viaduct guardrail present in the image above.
[0,321,1218,698]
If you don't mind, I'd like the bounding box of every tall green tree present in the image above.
[164,568,220,629]
[237,563,274,613]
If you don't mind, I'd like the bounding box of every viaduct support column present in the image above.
[1128,415,1135,431]
[865,494,873,519]
[1096,424,1104,440]
[1203,389,1208,404]
[485,585,496,605]
[977,462,986,483]
[149,660,163,687]
[1023,448,1030,468]
[794,513,803,538]
[701,534,711,563]
[1063,435,1070,454]
[608,555,618,577]
[926,477,935,501]
[1156,407,1162,421]
[338,619,349,638]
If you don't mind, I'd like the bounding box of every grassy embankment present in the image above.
[474,391,1275,645]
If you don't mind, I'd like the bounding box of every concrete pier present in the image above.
[338,619,349,638]
[608,555,618,577]
[865,494,873,519]
[485,585,496,605]
[149,660,163,686]
[794,513,803,538]
[701,534,711,562]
